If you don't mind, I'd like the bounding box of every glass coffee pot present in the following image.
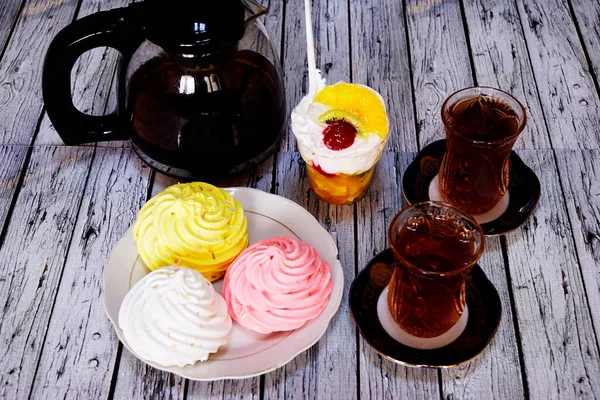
[42,0,286,179]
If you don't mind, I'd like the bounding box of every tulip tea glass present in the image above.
[379,201,484,349]
[439,87,527,215]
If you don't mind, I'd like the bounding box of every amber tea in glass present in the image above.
[387,202,484,338]
[439,87,526,214]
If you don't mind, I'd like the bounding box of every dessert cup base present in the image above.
[306,163,375,205]
[428,174,510,224]
[377,286,469,350]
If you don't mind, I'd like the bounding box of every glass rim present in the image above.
[387,201,485,278]
[441,86,527,145]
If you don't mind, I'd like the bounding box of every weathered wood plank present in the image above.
[406,0,527,397]
[568,0,600,102]
[405,0,473,149]
[0,146,94,399]
[0,146,27,233]
[440,237,525,399]
[350,0,418,152]
[356,152,440,399]
[111,356,186,400]
[555,150,600,354]
[515,0,600,149]
[504,150,600,399]
[0,0,80,145]
[280,0,351,151]
[263,151,357,400]
[0,0,24,58]
[28,147,151,399]
[461,0,550,150]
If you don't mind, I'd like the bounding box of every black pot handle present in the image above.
[42,9,144,145]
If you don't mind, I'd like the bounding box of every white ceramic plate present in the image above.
[103,187,344,380]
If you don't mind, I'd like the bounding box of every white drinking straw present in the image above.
[304,0,319,97]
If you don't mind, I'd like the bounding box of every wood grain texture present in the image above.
[28,148,151,399]
[263,151,356,400]
[515,0,600,149]
[280,0,351,151]
[111,356,186,400]
[505,150,600,399]
[0,0,24,58]
[406,1,526,396]
[461,0,549,150]
[0,146,94,399]
[0,0,79,145]
[405,0,473,149]
[0,146,27,232]
[569,0,600,89]
[350,0,418,152]
[440,238,524,400]
[555,150,600,353]
[356,152,441,400]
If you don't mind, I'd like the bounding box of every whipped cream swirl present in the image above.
[134,182,248,281]
[222,236,332,334]
[119,266,232,367]
[291,77,387,175]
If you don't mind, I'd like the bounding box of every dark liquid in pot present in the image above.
[127,50,285,179]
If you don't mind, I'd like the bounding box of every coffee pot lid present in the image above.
[135,0,246,51]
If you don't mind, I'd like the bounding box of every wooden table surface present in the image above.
[1,0,599,398]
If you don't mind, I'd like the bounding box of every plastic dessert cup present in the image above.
[295,2,389,206]
[302,146,385,205]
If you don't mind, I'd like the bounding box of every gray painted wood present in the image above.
[405,0,473,149]
[0,146,27,232]
[515,0,600,149]
[555,150,600,355]
[406,0,526,397]
[263,151,357,400]
[505,150,600,399]
[0,0,600,397]
[356,152,441,400]
[28,148,151,399]
[0,0,79,145]
[569,0,600,90]
[111,356,186,400]
[0,146,94,399]
[440,237,525,400]
[0,0,24,58]
[461,0,550,150]
[350,0,418,152]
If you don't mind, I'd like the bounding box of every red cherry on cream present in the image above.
[322,121,357,150]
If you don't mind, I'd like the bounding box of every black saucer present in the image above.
[349,249,501,368]
[402,139,541,236]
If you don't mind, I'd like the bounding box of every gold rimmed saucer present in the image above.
[349,248,501,368]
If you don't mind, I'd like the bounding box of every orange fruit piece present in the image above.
[314,83,389,139]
